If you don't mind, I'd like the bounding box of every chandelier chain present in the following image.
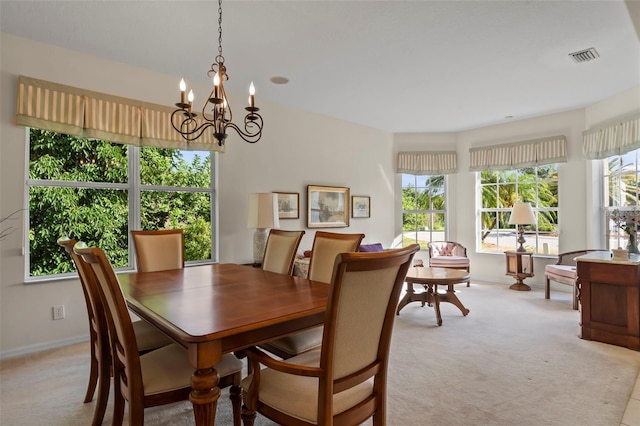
[217,0,224,64]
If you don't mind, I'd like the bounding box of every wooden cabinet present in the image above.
[577,252,640,351]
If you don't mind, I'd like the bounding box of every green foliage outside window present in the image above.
[28,129,213,277]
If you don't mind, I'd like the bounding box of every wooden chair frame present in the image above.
[74,243,241,426]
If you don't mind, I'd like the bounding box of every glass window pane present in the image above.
[482,185,497,208]
[416,189,430,210]
[29,186,128,276]
[498,184,515,207]
[401,174,416,188]
[415,175,430,187]
[481,171,498,184]
[29,129,128,184]
[140,191,212,261]
[621,172,639,206]
[402,188,417,210]
[141,147,211,188]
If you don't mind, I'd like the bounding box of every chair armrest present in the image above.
[237,347,322,377]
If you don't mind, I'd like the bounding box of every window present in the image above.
[401,174,446,250]
[27,129,215,278]
[478,165,558,254]
[603,148,639,249]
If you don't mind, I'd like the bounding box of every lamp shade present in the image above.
[509,202,536,225]
[248,193,280,229]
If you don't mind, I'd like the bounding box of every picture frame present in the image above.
[307,185,350,228]
[274,192,299,219]
[351,195,370,218]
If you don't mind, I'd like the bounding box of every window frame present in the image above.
[602,148,639,249]
[477,165,559,255]
[24,129,217,282]
[400,173,448,251]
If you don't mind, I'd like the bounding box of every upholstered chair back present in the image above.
[262,230,305,275]
[307,231,364,283]
[429,241,467,257]
[131,229,184,272]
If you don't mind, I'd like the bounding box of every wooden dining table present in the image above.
[118,263,329,425]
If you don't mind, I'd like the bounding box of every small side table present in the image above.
[505,251,534,291]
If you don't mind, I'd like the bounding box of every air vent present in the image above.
[569,48,600,63]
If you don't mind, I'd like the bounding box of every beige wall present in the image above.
[2,32,639,358]
[0,33,394,357]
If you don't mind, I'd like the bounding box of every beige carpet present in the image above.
[2,281,640,425]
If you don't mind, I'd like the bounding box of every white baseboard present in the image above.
[0,334,89,360]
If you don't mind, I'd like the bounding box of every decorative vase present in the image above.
[627,233,640,254]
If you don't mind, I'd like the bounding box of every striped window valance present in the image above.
[397,151,457,175]
[582,112,640,159]
[469,135,567,171]
[15,75,223,152]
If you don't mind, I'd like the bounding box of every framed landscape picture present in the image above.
[274,192,299,219]
[352,195,370,218]
[307,185,350,228]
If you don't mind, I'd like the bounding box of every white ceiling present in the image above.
[1,0,639,133]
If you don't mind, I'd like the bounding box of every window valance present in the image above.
[582,111,640,159]
[15,75,224,152]
[469,135,567,171]
[397,151,457,175]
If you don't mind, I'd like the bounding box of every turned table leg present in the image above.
[190,367,221,426]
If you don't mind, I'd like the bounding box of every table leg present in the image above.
[436,284,470,316]
[432,287,443,326]
[396,282,415,315]
[190,367,220,426]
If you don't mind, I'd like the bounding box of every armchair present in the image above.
[545,249,606,310]
[427,241,470,286]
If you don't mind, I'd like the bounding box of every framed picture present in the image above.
[274,192,299,219]
[352,195,370,218]
[307,185,350,228]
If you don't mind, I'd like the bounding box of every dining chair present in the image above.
[57,237,173,426]
[131,229,185,272]
[259,231,365,359]
[261,229,305,275]
[74,243,243,426]
[238,244,420,426]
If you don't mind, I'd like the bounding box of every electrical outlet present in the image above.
[53,305,65,320]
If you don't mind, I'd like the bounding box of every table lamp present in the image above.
[509,202,536,252]
[248,193,279,266]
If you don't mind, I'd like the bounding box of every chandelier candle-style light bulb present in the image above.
[179,79,186,104]
[170,0,263,147]
[249,82,255,108]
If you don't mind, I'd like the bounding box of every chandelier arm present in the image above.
[225,120,262,144]
[171,110,215,142]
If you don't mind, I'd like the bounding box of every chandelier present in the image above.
[172,0,263,147]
